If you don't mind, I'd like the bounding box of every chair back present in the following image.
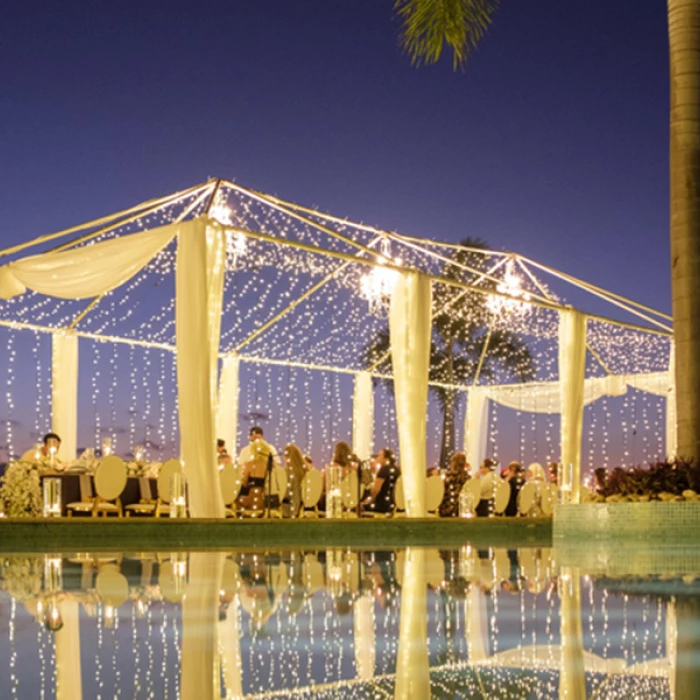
[219,464,243,506]
[95,565,129,607]
[79,474,94,501]
[393,476,405,511]
[518,482,536,515]
[138,477,153,501]
[158,459,183,504]
[301,469,323,508]
[94,455,127,501]
[460,479,482,516]
[425,475,444,512]
[341,470,359,509]
[493,479,511,514]
[541,482,558,515]
[266,466,288,498]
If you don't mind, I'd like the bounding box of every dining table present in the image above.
[39,471,159,516]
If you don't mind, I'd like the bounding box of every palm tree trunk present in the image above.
[669,0,700,459]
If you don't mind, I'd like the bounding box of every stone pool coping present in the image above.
[0,516,552,552]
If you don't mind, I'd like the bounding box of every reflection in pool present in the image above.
[0,546,693,698]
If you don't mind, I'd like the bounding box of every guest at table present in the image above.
[526,462,547,483]
[361,448,400,514]
[547,462,559,485]
[476,457,498,517]
[238,426,280,469]
[283,443,306,517]
[319,441,355,511]
[504,461,525,517]
[438,452,469,518]
[217,438,232,466]
[237,437,274,511]
[328,441,355,478]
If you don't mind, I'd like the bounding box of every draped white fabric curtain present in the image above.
[52,332,79,462]
[55,599,83,700]
[353,593,376,681]
[465,586,490,663]
[0,222,177,300]
[467,369,677,469]
[395,548,430,700]
[559,310,587,503]
[559,570,586,700]
[217,355,240,461]
[176,220,225,518]
[465,388,489,474]
[219,597,243,699]
[482,374,627,413]
[181,553,224,699]
[389,271,432,518]
[352,371,374,461]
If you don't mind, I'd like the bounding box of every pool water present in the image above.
[0,545,696,698]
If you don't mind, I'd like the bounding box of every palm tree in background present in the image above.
[366,238,534,468]
[395,0,700,460]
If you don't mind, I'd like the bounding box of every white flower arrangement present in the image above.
[0,556,44,599]
[0,461,44,518]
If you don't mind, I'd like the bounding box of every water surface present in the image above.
[0,545,696,698]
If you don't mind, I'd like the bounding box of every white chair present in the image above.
[425,475,445,515]
[540,482,558,515]
[457,479,481,517]
[341,470,360,515]
[66,474,98,517]
[518,482,537,516]
[93,456,128,517]
[155,459,185,518]
[124,477,158,517]
[220,464,244,517]
[264,466,288,518]
[301,469,323,517]
[493,479,511,515]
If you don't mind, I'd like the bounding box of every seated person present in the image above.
[438,452,469,517]
[283,443,306,517]
[504,461,525,516]
[361,448,400,514]
[217,438,232,466]
[238,426,280,469]
[237,437,273,511]
[320,441,356,510]
[476,457,498,517]
[21,433,63,469]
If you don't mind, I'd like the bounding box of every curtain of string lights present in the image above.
[0,179,673,476]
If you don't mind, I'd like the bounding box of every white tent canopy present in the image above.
[0,179,674,516]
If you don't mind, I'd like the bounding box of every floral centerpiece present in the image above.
[0,461,44,517]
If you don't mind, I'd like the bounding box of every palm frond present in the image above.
[394,0,499,69]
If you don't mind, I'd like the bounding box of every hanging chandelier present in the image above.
[487,259,532,316]
[360,238,400,313]
[209,203,247,268]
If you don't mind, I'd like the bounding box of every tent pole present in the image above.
[65,186,214,330]
[0,181,209,260]
[234,235,383,353]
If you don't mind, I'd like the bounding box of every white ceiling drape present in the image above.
[0,222,177,300]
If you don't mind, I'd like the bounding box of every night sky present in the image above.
[1,0,670,315]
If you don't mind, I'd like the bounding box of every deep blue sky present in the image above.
[1,0,670,314]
